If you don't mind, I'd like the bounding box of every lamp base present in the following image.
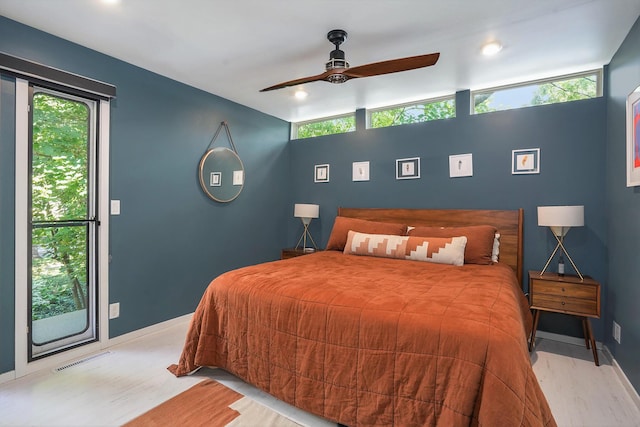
[294,222,318,252]
[540,231,583,281]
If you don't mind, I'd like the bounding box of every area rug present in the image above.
[123,379,302,427]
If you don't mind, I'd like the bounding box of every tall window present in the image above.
[29,87,98,360]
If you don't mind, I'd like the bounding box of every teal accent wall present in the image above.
[606,16,640,394]
[288,91,608,343]
[0,16,290,371]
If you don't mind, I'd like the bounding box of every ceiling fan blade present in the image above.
[260,71,332,92]
[344,52,440,78]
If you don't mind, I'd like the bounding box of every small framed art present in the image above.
[627,88,640,187]
[352,161,370,181]
[512,148,540,175]
[396,157,420,180]
[449,153,473,178]
[233,170,244,186]
[210,172,222,187]
[314,164,329,183]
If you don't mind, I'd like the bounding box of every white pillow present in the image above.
[491,233,500,262]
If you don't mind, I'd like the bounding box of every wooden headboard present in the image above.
[337,207,524,284]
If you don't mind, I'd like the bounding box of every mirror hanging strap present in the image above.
[206,121,239,154]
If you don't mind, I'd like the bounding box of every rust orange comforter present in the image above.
[169,251,555,427]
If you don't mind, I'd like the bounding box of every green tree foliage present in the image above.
[31,93,89,319]
[531,75,597,104]
[297,116,355,138]
[474,74,598,113]
[370,99,455,128]
[297,99,457,138]
[472,93,495,114]
[297,75,599,135]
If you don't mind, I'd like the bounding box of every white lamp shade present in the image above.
[294,203,319,219]
[537,205,584,227]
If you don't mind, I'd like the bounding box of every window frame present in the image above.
[291,112,356,140]
[13,76,111,378]
[28,86,98,359]
[470,69,603,115]
[366,95,456,129]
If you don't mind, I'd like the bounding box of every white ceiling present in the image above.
[1,0,639,123]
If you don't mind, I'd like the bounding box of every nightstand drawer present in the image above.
[530,293,598,316]
[530,279,598,300]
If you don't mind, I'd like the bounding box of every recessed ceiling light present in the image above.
[101,0,120,5]
[481,41,503,56]
[294,89,308,100]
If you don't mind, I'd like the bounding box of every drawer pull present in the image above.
[561,301,565,305]
[562,287,565,292]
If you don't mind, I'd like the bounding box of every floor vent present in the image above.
[54,351,111,372]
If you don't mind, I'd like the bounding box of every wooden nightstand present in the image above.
[281,248,317,260]
[528,270,601,365]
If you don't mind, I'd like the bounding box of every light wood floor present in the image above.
[0,319,639,426]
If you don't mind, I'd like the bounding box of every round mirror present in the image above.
[198,147,245,202]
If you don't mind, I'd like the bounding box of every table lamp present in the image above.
[537,205,584,280]
[294,203,319,252]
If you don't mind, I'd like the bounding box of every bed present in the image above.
[169,208,556,426]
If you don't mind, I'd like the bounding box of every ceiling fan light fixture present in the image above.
[327,76,348,84]
[481,41,503,56]
[326,71,349,84]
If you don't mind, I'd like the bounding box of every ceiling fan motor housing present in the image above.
[325,29,349,83]
[327,48,347,66]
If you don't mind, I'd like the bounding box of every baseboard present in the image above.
[602,345,640,411]
[107,312,193,347]
[0,313,193,386]
[536,330,603,350]
[0,369,15,385]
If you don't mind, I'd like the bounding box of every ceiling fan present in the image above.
[260,29,440,92]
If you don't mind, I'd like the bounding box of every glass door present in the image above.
[29,86,98,360]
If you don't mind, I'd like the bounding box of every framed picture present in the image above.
[232,170,244,186]
[396,157,420,180]
[210,172,221,187]
[314,164,329,183]
[512,148,540,175]
[627,88,640,187]
[449,153,473,178]
[352,161,370,181]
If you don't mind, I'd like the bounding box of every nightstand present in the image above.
[281,248,317,260]
[528,270,601,366]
